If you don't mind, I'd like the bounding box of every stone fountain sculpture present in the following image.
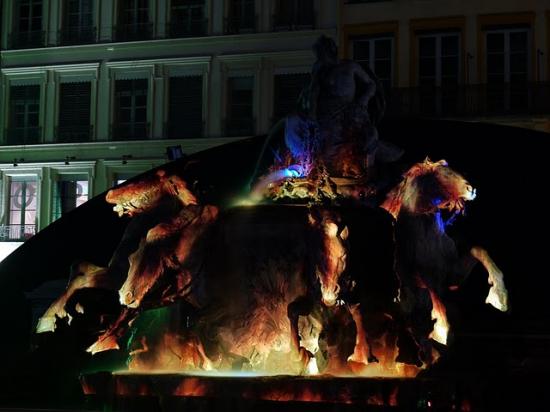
[34,36,508,378]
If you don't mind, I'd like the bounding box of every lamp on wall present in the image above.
[65,156,76,165]
[13,158,24,167]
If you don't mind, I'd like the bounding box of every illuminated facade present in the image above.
[340,0,550,131]
[0,0,337,258]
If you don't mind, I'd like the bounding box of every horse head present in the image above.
[309,209,349,307]
[382,158,476,218]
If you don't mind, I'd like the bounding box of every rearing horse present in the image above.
[382,158,508,364]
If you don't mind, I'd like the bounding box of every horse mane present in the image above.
[381,158,469,219]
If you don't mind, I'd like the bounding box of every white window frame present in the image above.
[107,65,155,140]
[51,175,90,221]
[485,27,531,83]
[353,35,394,88]
[0,168,42,240]
[49,165,94,223]
[1,72,46,145]
[417,32,461,87]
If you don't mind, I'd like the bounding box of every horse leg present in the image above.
[471,247,509,312]
[87,308,138,354]
[36,262,113,333]
[287,296,316,374]
[395,282,434,366]
[347,303,378,364]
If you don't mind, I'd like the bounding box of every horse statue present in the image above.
[382,158,508,365]
[37,171,385,374]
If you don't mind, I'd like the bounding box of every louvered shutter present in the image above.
[168,76,203,138]
[58,82,91,142]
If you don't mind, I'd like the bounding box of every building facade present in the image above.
[0,0,337,259]
[340,0,550,131]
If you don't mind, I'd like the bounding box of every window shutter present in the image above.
[52,182,61,222]
[168,76,203,138]
[58,82,91,141]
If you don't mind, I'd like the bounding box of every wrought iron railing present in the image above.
[8,30,46,49]
[0,224,36,241]
[385,83,550,118]
[5,127,43,145]
[113,23,153,42]
[224,117,256,137]
[164,121,204,139]
[55,125,94,143]
[167,19,208,38]
[224,15,258,34]
[111,122,150,141]
[59,26,97,45]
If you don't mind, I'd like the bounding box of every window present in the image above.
[226,0,256,34]
[4,178,38,241]
[167,76,203,138]
[486,28,529,84]
[414,32,461,116]
[61,0,95,45]
[273,73,310,121]
[418,32,460,87]
[114,79,149,140]
[57,82,92,142]
[116,0,151,41]
[226,76,254,136]
[7,85,41,145]
[353,36,393,92]
[485,28,530,113]
[112,172,137,187]
[274,0,314,31]
[169,0,207,38]
[11,0,43,48]
[52,178,89,221]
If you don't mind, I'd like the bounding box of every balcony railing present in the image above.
[164,120,204,139]
[59,26,97,45]
[224,15,258,34]
[111,122,150,141]
[386,83,550,119]
[8,30,45,49]
[225,117,256,137]
[5,127,42,145]
[113,23,153,42]
[272,13,315,31]
[55,125,94,143]
[0,225,36,242]
[167,19,208,38]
